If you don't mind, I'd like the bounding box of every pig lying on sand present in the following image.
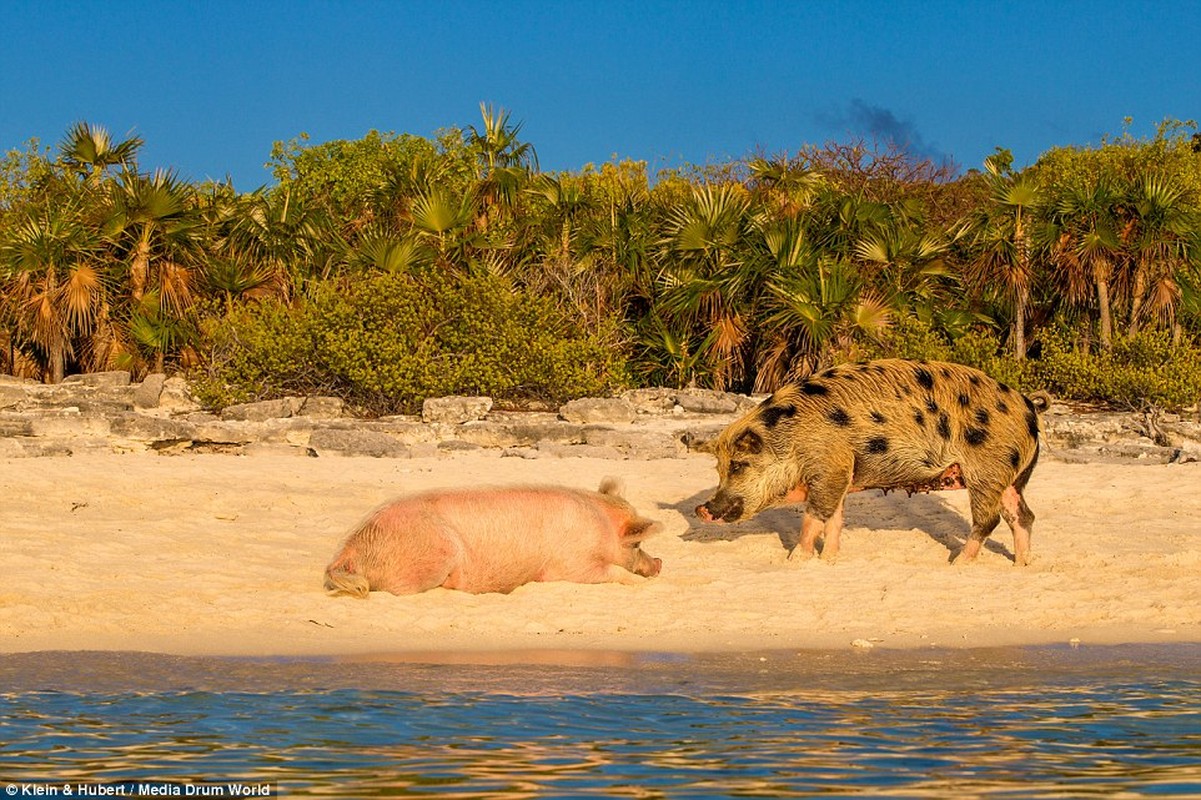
[696,359,1051,565]
[325,479,662,597]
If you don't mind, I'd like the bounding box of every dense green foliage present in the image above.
[191,271,626,414]
[3,113,1201,411]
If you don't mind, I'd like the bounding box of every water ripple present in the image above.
[2,647,1200,797]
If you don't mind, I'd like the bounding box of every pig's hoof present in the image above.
[786,546,816,562]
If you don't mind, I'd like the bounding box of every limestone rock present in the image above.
[109,414,197,444]
[159,377,203,415]
[62,371,131,388]
[583,427,686,459]
[29,411,112,438]
[220,399,294,422]
[308,428,408,458]
[456,418,585,448]
[621,388,678,415]
[0,414,34,437]
[294,396,345,419]
[558,397,637,425]
[134,374,167,409]
[674,388,742,415]
[422,396,493,425]
[0,384,29,411]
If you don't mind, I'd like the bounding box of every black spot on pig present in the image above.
[914,366,935,391]
[997,400,1010,414]
[936,413,951,440]
[1008,447,1022,468]
[925,398,939,413]
[975,408,991,426]
[870,411,887,425]
[866,437,890,454]
[801,381,829,396]
[957,393,971,406]
[964,427,989,446]
[761,403,797,428]
[914,409,926,427]
[828,407,852,427]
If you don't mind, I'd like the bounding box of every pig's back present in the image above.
[792,359,1040,487]
[428,487,611,593]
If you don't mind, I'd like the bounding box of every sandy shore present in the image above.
[2,451,1199,656]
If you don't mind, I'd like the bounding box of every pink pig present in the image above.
[324,478,662,597]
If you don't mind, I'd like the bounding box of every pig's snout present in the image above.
[696,494,742,523]
[627,551,662,578]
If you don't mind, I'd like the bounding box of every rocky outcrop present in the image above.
[422,395,493,425]
[0,372,1197,464]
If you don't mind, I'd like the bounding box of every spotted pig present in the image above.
[695,359,1051,565]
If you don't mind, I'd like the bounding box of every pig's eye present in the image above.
[729,462,746,476]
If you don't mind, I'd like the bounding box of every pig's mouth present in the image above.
[695,495,743,523]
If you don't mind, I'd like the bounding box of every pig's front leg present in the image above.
[794,501,845,562]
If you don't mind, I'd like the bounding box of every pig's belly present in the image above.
[852,463,965,494]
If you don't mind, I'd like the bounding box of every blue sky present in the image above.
[3,0,1199,191]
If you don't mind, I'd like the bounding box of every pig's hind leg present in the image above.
[957,475,1006,564]
[999,485,1035,566]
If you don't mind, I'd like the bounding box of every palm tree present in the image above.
[348,227,431,274]
[524,173,606,320]
[853,224,952,304]
[747,156,825,217]
[656,184,755,390]
[127,291,192,373]
[751,216,890,389]
[105,169,202,312]
[227,186,343,284]
[408,188,478,269]
[57,122,143,186]
[760,254,890,388]
[1122,172,1198,337]
[962,149,1041,360]
[467,103,538,175]
[466,104,538,234]
[1043,176,1122,349]
[103,169,206,372]
[1,203,105,382]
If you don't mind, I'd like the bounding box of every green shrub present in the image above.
[868,315,954,363]
[1033,327,1201,410]
[191,271,629,414]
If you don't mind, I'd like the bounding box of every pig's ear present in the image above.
[623,517,660,543]
[598,477,624,497]
[734,429,763,455]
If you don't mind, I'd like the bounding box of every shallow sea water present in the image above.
[1,645,1200,798]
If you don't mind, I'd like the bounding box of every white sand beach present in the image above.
[2,450,1199,656]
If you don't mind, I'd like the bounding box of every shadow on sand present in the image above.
[664,488,1015,564]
